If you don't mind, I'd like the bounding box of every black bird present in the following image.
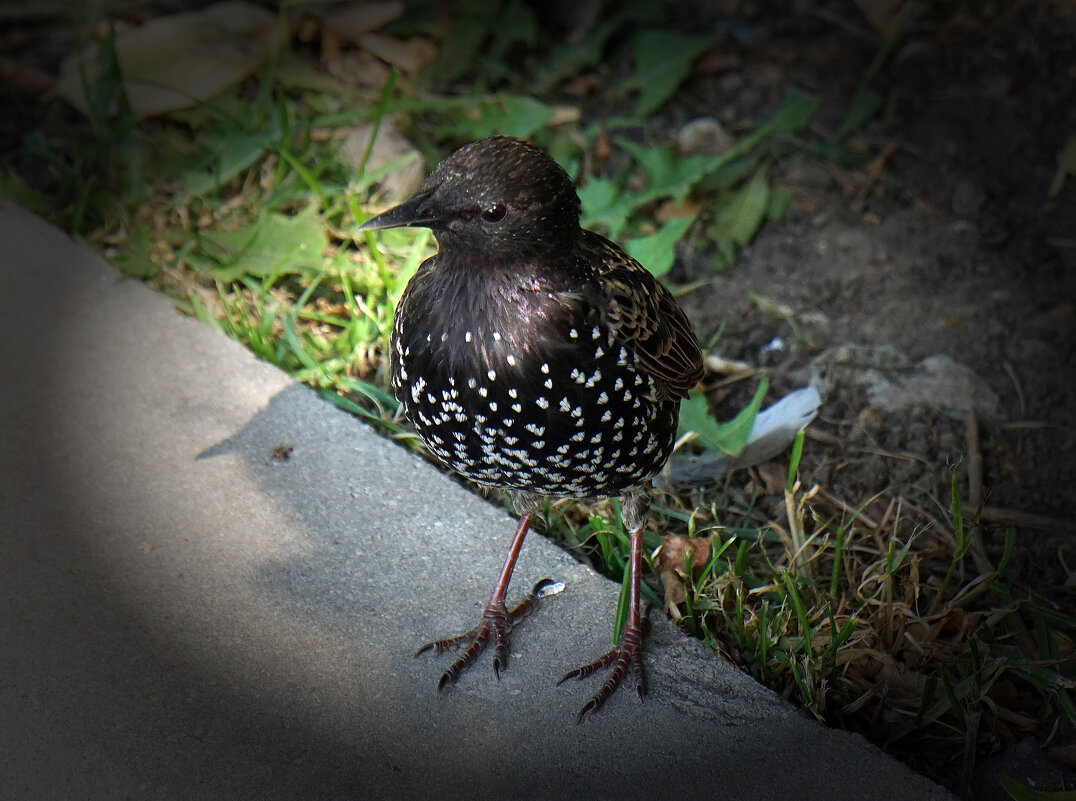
[359,135,704,720]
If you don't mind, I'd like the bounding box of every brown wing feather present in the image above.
[580,230,703,401]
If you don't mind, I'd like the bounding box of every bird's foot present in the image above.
[557,616,651,723]
[416,578,557,691]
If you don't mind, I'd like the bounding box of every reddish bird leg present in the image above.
[416,513,552,690]
[558,522,649,723]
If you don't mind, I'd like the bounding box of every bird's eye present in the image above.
[481,204,507,223]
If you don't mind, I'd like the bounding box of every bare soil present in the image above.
[665,1,1075,537]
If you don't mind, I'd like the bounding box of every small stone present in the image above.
[677,117,735,156]
[342,121,424,202]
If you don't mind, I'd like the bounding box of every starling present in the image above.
[359,135,704,720]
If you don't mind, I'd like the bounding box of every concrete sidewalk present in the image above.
[0,201,955,800]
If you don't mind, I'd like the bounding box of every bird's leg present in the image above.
[416,512,550,691]
[558,487,652,722]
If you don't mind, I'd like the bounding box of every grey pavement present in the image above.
[0,201,955,800]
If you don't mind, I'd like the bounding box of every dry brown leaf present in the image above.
[326,50,392,89]
[592,128,611,164]
[655,534,712,618]
[341,121,424,202]
[562,73,601,99]
[549,105,581,126]
[747,462,787,497]
[326,2,404,45]
[359,32,436,74]
[695,50,741,75]
[54,1,277,118]
[655,198,703,224]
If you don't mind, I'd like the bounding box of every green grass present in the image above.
[3,3,1073,794]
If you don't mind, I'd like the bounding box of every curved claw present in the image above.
[416,578,560,690]
[559,616,651,723]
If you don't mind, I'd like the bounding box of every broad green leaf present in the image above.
[630,30,715,118]
[697,155,761,192]
[113,224,158,278]
[272,50,359,98]
[686,89,819,173]
[766,185,792,221]
[532,1,659,94]
[0,168,54,214]
[442,94,553,140]
[618,139,723,204]
[492,95,554,138]
[489,0,537,57]
[762,89,820,135]
[624,214,696,276]
[533,18,622,94]
[712,166,770,246]
[711,239,737,271]
[678,377,769,457]
[579,176,632,239]
[830,87,883,142]
[423,1,494,84]
[176,130,273,200]
[204,204,327,281]
[997,772,1076,801]
[581,140,721,238]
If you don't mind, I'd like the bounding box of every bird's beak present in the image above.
[358,191,440,231]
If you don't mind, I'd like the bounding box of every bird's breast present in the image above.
[390,265,679,496]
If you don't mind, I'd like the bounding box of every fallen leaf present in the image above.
[592,128,611,163]
[359,32,436,74]
[341,121,424,201]
[677,378,768,457]
[748,462,787,496]
[624,214,696,277]
[549,105,581,126]
[202,204,328,281]
[655,534,712,617]
[326,1,403,45]
[655,198,702,223]
[326,50,392,89]
[712,165,770,247]
[54,1,277,118]
[629,30,714,118]
[561,73,601,99]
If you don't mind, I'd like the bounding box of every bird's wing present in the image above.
[580,231,704,401]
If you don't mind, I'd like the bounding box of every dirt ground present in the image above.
[659,1,1075,544]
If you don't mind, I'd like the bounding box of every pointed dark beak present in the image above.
[358,192,440,232]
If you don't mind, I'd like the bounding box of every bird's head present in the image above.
[359,136,581,259]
